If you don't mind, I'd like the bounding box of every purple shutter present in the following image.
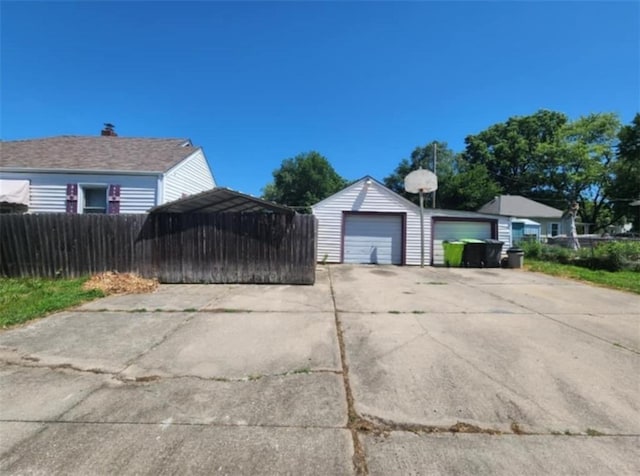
[108,184,121,214]
[66,184,78,214]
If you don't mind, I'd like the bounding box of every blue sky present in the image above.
[2,1,638,196]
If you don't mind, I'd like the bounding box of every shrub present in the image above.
[540,245,574,264]
[520,238,542,259]
[526,239,640,272]
[577,240,640,272]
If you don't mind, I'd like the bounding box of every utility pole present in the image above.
[432,143,437,208]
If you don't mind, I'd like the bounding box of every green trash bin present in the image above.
[443,241,465,267]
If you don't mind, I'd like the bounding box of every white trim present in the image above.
[78,183,108,214]
[157,175,165,205]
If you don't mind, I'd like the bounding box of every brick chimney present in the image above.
[101,123,117,136]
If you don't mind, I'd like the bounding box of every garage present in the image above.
[343,213,404,264]
[312,176,510,265]
[432,219,495,265]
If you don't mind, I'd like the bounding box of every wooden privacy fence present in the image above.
[0,213,316,284]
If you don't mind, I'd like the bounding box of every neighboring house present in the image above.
[510,218,541,245]
[312,176,510,266]
[0,128,216,214]
[478,195,563,239]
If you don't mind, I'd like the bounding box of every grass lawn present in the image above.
[525,259,640,295]
[0,277,104,328]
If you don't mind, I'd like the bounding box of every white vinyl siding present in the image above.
[312,180,420,264]
[344,214,403,264]
[163,149,215,203]
[0,172,158,214]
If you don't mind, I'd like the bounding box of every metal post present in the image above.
[419,189,424,267]
[432,143,437,208]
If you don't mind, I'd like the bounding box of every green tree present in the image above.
[611,113,640,231]
[463,109,568,199]
[439,159,502,210]
[383,141,453,204]
[541,113,621,230]
[384,141,500,210]
[262,151,347,211]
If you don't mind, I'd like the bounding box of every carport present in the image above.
[149,187,295,214]
[145,188,317,284]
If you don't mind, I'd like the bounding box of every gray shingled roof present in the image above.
[478,195,563,218]
[0,136,200,173]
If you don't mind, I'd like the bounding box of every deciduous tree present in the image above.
[541,113,621,230]
[463,109,568,199]
[383,141,500,210]
[262,151,347,211]
[611,113,640,231]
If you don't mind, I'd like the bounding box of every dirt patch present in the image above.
[83,272,158,295]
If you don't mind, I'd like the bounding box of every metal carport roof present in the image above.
[148,187,296,214]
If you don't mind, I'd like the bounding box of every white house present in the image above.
[312,176,510,266]
[0,128,216,214]
[478,195,563,238]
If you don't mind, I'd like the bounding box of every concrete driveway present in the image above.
[1,265,638,475]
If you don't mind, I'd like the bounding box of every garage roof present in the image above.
[149,188,296,214]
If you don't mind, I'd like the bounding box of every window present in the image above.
[550,223,559,236]
[82,186,107,214]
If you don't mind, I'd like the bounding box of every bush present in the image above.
[525,239,640,272]
[520,239,541,259]
[578,241,640,272]
[540,245,574,264]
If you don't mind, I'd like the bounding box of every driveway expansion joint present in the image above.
[328,266,369,476]
[0,419,346,431]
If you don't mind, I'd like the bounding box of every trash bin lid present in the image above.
[485,239,504,244]
[461,239,484,243]
[507,247,523,253]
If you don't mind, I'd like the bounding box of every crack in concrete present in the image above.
[0,419,344,431]
[336,310,535,315]
[328,266,369,476]
[0,355,341,385]
[358,414,502,435]
[350,414,637,438]
[3,417,635,438]
[72,308,332,315]
[2,357,123,377]
[119,368,342,384]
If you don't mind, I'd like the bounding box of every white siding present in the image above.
[0,171,158,214]
[163,149,215,203]
[312,179,423,264]
[312,178,512,266]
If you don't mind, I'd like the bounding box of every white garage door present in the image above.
[344,214,403,264]
[432,220,492,265]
